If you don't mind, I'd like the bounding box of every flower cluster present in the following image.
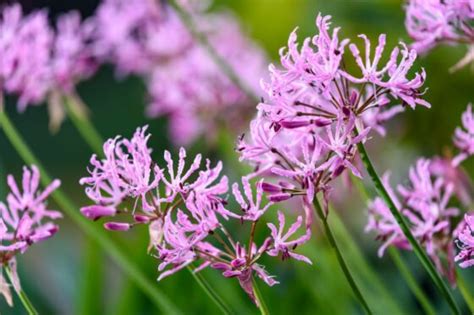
[365,159,460,282]
[80,126,311,303]
[454,213,474,268]
[405,0,474,70]
[453,104,474,166]
[0,166,61,305]
[91,0,267,145]
[0,1,266,146]
[364,103,474,276]
[238,14,428,212]
[0,4,96,111]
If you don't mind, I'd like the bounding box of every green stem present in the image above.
[0,103,182,315]
[356,139,460,315]
[63,93,104,155]
[188,267,234,315]
[313,198,372,315]
[388,248,436,315]
[457,270,474,313]
[167,0,258,103]
[4,265,38,315]
[252,277,270,315]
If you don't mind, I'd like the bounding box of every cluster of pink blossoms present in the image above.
[0,166,61,305]
[93,0,267,145]
[238,14,429,211]
[79,126,311,304]
[366,104,474,281]
[0,4,96,111]
[0,1,266,145]
[405,0,474,70]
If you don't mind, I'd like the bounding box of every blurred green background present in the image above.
[1,0,474,314]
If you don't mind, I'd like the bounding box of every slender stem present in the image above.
[313,198,372,315]
[0,103,182,315]
[252,277,270,315]
[187,267,234,315]
[63,93,104,155]
[356,138,461,315]
[167,0,259,103]
[4,265,38,315]
[457,270,474,313]
[388,248,436,315]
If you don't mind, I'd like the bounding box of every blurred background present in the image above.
[1,0,474,314]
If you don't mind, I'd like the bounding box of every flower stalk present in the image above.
[356,139,461,315]
[313,198,372,315]
[4,264,38,315]
[252,277,270,315]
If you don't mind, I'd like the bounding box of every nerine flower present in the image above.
[453,104,474,166]
[366,159,459,281]
[405,0,474,70]
[239,13,429,220]
[0,4,97,111]
[454,213,474,268]
[80,126,312,303]
[0,166,61,305]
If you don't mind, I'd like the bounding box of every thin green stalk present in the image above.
[388,248,436,315]
[64,93,104,155]
[252,277,270,315]
[313,198,372,315]
[167,0,258,103]
[457,270,474,313]
[356,139,461,315]
[4,264,38,315]
[188,267,234,315]
[0,102,182,315]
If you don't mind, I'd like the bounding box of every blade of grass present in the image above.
[356,137,461,314]
[329,209,406,314]
[0,99,181,315]
[4,264,39,315]
[388,248,436,315]
[456,269,474,313]
[313,198,373,314]
[349,173,436,314]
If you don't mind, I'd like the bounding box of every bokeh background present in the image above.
[1,0,474,314]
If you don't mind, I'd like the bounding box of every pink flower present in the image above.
[267,211,312,264]
[0,5,53,110]
[455,213,474,268]
[80,127,313,302]
[366,159,459,280]
[232,177,271,221]
[453,104,474,166]
[80,126,160,214]
[0,166,61,256]
[405,0,474,70]
[51,11,97,93]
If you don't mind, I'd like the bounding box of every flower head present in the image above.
[454,213,474,268]
[453,104,474,166]
[0,166,61,258]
